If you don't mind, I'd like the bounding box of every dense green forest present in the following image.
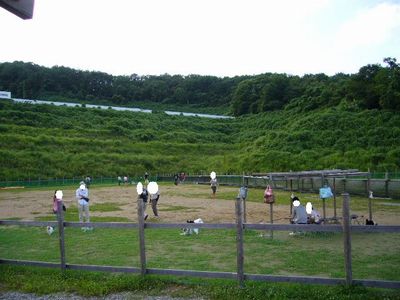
[0,58,399,116]
[0,58,399,179]
[0,100,399,180]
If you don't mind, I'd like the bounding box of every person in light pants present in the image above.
[76,182,90,230]
[150,190,160,217]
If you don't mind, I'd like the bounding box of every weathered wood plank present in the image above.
[0,258,60,268]
[65,222,138,228]
[2,220,398,232]
[245,224,343,232]
[235,197,244,287]
[145,223,235,229]
[0,220,58,227]
[352,279,400,289]
[137,196,146,275]
[56,200,66,271]
[350,225,400,233]
[342,193,352,285]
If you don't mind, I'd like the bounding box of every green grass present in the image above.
[1,226,399,281]
[1,185,399,298]
[90,202,123,212]
[1,265,400,299]
[0,225,399,298]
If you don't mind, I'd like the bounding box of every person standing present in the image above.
[84,176,91,188]
[210,177,218,199]
[144,172,149,186]
[174,174,179,186]
[49,190,65,234]
[140,187,149,220]
[76,182,91,231]
[149,189,160,217]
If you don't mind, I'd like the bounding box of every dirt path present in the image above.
[0,184,399,225]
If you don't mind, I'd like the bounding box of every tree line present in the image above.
[0,58,399,115]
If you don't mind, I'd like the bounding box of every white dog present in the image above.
[181,218,203,235]
[46,226,54,235]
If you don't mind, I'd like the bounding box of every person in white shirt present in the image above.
[76,182,90,230]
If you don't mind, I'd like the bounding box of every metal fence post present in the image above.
[56,200,66,271]
[235,196,244,287]
[137,196,146,275]
[342,193,352,286]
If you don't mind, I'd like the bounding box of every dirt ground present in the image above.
[0,184,399,225]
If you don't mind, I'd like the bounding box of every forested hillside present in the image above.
[1,58,399,116]
[1,58,399,179]
[0,100,399,180]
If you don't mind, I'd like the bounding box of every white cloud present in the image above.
[334,2,400,49]
[0,0,398,77]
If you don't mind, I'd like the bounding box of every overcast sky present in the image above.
[1,0,399,77]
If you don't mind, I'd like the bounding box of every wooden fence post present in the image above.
[242,197,246,224]
[137,196,146,275]
[235,196,244,287]
[367,174,372,221]
[297,176,300,191]
[342,193,352,286]
[269,202,274,239]
[333,177,337,220]
[385,172,389,198]
[56,200,66,271]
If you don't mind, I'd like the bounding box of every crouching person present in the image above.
[290,199,307,236]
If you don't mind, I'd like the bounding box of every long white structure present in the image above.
[7,97,233,119]
[0,91,11,99]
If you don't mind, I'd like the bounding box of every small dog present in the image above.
[46,226,54,235]
[366,219,376,225]
[181,220,195,235]
[180,219,203,235]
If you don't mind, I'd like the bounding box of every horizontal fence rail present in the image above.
[1,172,400,199]
[1,220,398,233]
[185,174,400,199]
[1,194,400,289]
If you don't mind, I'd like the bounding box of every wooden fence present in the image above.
[185,174,400,199]
[1,194,399,289]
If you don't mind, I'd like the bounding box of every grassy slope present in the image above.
[0,100,399,179]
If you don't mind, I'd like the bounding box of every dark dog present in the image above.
[366,219,376,225]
